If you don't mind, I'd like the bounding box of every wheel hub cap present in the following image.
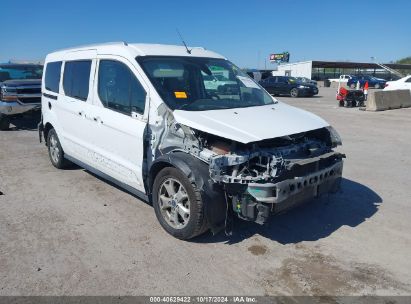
[158,178,190,229]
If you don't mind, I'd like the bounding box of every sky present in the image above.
[2,0,411,68]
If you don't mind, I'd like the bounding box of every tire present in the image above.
[152,167,207,240]
[0,114,10,131]
[47,128,71,169]
[374,83,380,89]
[350,83,356,89]
[290,88,299,98]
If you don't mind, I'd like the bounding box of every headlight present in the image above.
[1,86,17,93]
[1,86,18,102]
[298,85,309,89]
[326,126,342,147]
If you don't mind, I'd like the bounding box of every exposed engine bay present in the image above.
[149,105,344,226]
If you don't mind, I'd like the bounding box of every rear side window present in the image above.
[44,61,62,93]
[98,60,146,115]
[406,77,411,83]
[63,60,91,101]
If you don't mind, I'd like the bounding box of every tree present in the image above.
[396,56,411,64]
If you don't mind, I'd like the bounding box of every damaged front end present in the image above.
[149,105,344,227]
[206,127,345,224]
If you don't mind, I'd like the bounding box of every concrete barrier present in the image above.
[330,81,344,89]
[365,90,411,111]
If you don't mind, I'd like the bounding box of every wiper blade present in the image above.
[178,99,209,110]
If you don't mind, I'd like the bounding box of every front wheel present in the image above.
[0,114,10,131]
[290,88,299,98]
[374,83,380,89]
[152,167,207,240]
[47,128,71,169]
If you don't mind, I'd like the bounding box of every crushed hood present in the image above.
[173,102,329,144]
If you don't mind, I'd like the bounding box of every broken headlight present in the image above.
[326,126,342,147]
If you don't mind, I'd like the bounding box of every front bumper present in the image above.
[0,100,40,116]
[234,160,343,224]
[299,88,318,96]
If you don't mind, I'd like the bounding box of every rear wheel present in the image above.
[374,83,380,89]
[290,88,299,98]
[0,114,10,131]
[152,167,207,240]
[47,128,71,169]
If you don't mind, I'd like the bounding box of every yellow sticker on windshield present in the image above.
[174,91,187,99]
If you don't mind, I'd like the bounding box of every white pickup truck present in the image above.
[328,75,352,83]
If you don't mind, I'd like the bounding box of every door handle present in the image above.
[93,117,103,124]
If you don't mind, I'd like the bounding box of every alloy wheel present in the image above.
[49,134,60,164]
[158,178,190,229]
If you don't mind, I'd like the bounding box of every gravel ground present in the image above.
[0,87,410,296]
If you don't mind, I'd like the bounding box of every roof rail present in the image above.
[54,41,128,52]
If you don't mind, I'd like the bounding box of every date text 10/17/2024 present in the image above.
[149,296,257,303]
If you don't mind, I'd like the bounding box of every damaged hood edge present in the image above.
[172,103,330,144]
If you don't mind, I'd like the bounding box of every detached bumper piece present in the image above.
[230,154,344,224]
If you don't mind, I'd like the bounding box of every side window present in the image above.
[98,60,146,115]
[406,77,411,83]
[44,61,62,93]
[269,77,276,83]
[63,60,91,101]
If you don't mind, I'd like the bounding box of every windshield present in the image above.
[137,56,274,111]
[0,65,43,82]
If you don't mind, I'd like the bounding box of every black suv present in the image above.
[259,76,318,97]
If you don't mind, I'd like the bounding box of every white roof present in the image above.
[45,42,226,61]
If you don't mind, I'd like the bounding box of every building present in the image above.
[270,60,411,80]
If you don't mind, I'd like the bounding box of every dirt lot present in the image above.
[1,87,411,296]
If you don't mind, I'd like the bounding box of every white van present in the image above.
[39,42,344,239]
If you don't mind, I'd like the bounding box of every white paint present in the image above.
[383,75,411,92]
[173,102,329,144]
[271,61,313,78]
[329,75,352,83]
[42,42,333,197]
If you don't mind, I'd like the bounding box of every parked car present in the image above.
[383,75,411,92]
[39,42,344,240]
[296,77,317,86]
[328,75,352,83]
[347,75,386,89]
[0,63,43,130]
[259,76,319,97]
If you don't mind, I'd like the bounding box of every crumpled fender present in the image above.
[149,152,226,234]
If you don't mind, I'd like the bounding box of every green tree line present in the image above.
[396,56,411,64]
